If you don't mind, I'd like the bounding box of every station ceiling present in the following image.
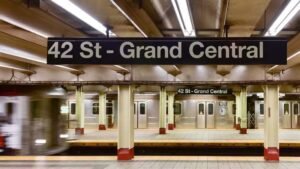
[0,0,300,90]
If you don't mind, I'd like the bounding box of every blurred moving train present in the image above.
[0,87,68,155]
[68,93,300,130]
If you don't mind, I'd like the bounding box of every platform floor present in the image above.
[68,128,300,142]
[1,156,300,169]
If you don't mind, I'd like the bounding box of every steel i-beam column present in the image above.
[159,86,167,134]
[264,85,279,161]
[98,92,106,130]
[117,85,134,160]
[75,86,85,135]
[167,92,175,130]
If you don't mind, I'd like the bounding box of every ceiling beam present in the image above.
[111,0,181,75]
[268,33,300,73]
[218,0,230,37]
[0,21,46,47]
[217,0,271,76]
[0,0,84,37]
[111,0,162,37]
[0,60,35,74]
[0,31,81,74]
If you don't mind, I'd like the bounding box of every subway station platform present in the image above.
[67,129,300,148]
[1,156,300,169]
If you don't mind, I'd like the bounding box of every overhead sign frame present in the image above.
[47,37,287,65]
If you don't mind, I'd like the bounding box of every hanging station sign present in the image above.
[177,88,232,95]
[47,37,287,65]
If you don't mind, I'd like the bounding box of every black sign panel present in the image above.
[47,37,287,65]
[177,88,232,95]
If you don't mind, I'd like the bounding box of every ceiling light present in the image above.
[110,0,147,37]
[265,0,300,36]
[35,139,47,144]
[52,0,115,36]
[171,0,195,37]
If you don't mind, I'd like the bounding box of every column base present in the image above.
[98,124,106,130]
[117,148,134,160]
[75,128,84,135]
[159,128,166,134]
[168,124,174,130]
[264,147,279,161]
[240,128,247,134]
[236,124,241,130]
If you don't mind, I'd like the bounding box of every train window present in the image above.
[208,103,214,115]
[140,103,146,115]
[166,104,168,115]
[260,104,264,115]
[92,103,99,114]
[106,102,113,107]
[294,104,298,115]
[70,103,76,114]
[106,101,113,115]
[284,104,290,115]
[174,103,182,115]
[5,102,14,124]
[198,104,204,115]
[232,104,236,115]
[106,107,113,115]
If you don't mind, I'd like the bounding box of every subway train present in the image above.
[0,86,68,155]
[70,93,300,130]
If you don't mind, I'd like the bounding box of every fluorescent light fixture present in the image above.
[35,139,47,144]
[110,0,147,37]
[59,134,69,138]
[0,15,50,38]
[171,0,196,37]
[52,0,115,36]
[265,0,300,36]
[0,44,79,72]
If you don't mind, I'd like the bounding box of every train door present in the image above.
[216,101,228,128]
[134,102,138,128]
[281,102,291,128]
[196,101,215,129]
[206,102,215,128]
[292,102,299,129]
[255,101,264,129]
[196,101,205,128]
[134,101,147,128]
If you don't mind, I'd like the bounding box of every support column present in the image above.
[117,85,134,160]
[167,92,175,130]
[98,92,106,130]
[75,86,84,135]
[234,92,241,130]
[240,87,247,134]
[159,86,167,134]
[264,85,279,161]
